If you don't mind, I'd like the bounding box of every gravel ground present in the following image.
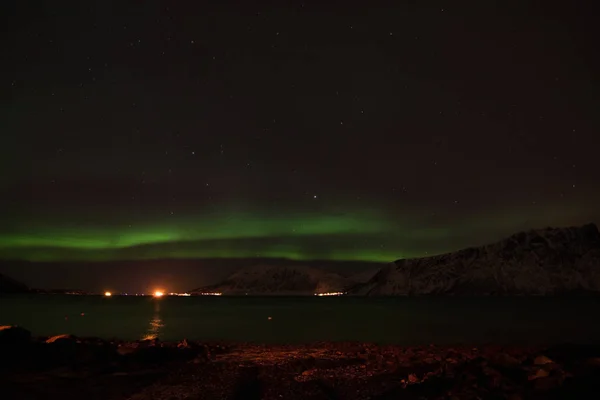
[2,327,600,399]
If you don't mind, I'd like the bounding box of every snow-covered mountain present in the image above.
[191,264,354,295]
[348,267,380,284]
[0,272,29,293]
[351,223,600,296]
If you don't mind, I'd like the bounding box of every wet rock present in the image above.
[585,357,600,367]
[46,334,76,344]
[4,339,600,399]
[545,343,600,365]
[129,346,173,365]
[35,334,118,369]
[138,338,160,348]
[528,368,550,380]
[0,325,31,346]
[81,343,119,365]
[295,368,317,382]
[45,335,78,357]
[532,375,563,391]
[533,355,554,365]
[0,326,33,367]
[482,366,503,388]
[491,353,521,368]
[117,344,137,355]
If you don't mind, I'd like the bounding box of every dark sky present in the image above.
[1,1,599,290]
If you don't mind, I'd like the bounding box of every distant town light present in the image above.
[104,291,112,297]
[314,292,345,297]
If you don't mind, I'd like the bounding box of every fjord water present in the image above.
[1,295,599,344]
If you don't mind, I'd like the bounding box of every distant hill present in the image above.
[0,257,383,293]
[0,272,29,293]
[350,223,600,296]
[30,288,89,295]
[191,264,355,295]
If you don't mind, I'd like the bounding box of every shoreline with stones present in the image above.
[2,326,600,399]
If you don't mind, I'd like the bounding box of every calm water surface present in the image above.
[1,295,599,344]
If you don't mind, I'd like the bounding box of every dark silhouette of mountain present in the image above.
[0,258,383,293]
[351,223,600,296]
[191,264,355,295]
[30,288,89,295]
[0,272,29,293]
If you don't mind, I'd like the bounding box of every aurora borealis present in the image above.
[0,209,392,261]
[2,1,599,291]
[1,200,598,265]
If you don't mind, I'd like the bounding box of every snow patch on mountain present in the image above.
[351,223,600,296]
[191,264,354,295]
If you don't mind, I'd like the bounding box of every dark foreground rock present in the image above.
[1,328,600,399]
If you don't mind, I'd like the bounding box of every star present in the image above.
[2,1,599,283]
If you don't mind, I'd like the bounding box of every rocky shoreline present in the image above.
[2,326,600,399]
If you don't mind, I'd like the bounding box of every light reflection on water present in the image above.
[141,300,164,340]
[1,296,600,344]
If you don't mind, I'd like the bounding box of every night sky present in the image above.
[2,1,599,290]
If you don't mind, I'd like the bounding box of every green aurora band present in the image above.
[0,203,596,263]
[1,210,400,262]
[2,212,387,249]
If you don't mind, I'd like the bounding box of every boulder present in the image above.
[37,334,118,368]
[491,353,521,368]
[585,357,600,367]
[0,325,32,347]
[531,375,563,391]
[533,355,554,365]
[528,368,550,380]
[117,344,137,355]
[46,334,76,344]
[0,326,33,365]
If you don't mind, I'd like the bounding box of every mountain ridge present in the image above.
[350,223,600,296]
[191,264,355,295]
[0,258,384,293]
[0,272,30,293]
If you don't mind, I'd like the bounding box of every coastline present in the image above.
[2,326,600,399]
